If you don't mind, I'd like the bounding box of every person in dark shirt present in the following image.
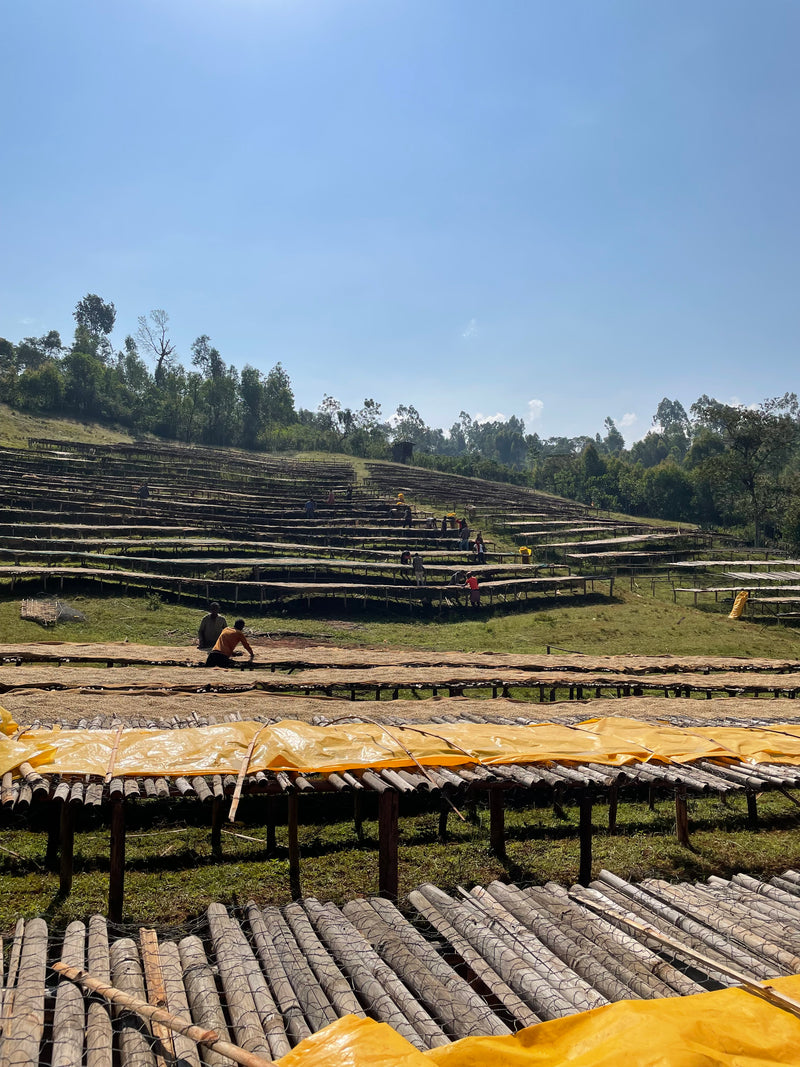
[197,603,227,649]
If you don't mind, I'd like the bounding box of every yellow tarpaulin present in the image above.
[0,705,56,774]
[14,716,800,778]
[278,975,800,1067]
[729,590,749,619]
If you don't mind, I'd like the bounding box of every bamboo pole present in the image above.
[463,887,606,1015]
[245,904,314,1043]
[483,882,635,1003]
[0,918,48,1067]
[139,928,175,1067]
[206,904,285,1062]
[52,962,279,1067]
[158,941,201,1067]
[417,883,571,1020]
[525,883,696,998]
[86,915,113,1067]
[52,921,86,1067]
[343,897,508,1039]
[178,935,234,1067]
[0,919,24,1033]
[578,899,800,1021]
[303,897,448,1049]
[260,907,337,1033]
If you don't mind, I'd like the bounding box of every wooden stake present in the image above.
[746,790,759,830]
[608,781,619,834]
[59,798,75,896]
[210,796,222,855]
[378,790,399,899]
[489,789,505,858]
[52,963,278,1067]
[265,796,277,854]
[287,795,301,900]
[108,800,126,923]
[675,785,691,847]
[578,793,593,886]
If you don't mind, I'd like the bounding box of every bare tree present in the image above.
[136,309,176,383]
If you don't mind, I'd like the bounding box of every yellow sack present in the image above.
[729,590,749,619]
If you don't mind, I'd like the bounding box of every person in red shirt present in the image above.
[464,571,480,609]
[205,619,255,667]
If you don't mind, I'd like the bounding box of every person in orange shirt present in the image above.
[205,619,255,668]
[464,571,480,609]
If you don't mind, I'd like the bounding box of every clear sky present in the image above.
[3,0,799,444]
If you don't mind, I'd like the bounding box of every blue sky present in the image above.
[2,0,799,444]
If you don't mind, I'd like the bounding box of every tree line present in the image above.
[2,294,799,546]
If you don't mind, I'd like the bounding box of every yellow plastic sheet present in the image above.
[575,717,735,764]
[0,705,56,774]
[278,975,800,1067]
[692,725,800,765]
[0,706,19,736]
[18,717,800,778]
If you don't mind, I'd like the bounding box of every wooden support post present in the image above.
[378,790,400,899]
[675,785,691,847]
[607,781,619,835]
[211,796,222,855]
[287,795,301,900]
[353,793,364,843]
[46,800,61,871]
[109,800,126,923]
[59,797,75,896]
[648,782,657,811]
[488,789,505,858]
[746,790,759,830]
[265,796,277,854]
[578,793,593,886]
[437,802,448,844]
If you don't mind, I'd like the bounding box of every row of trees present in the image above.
[2,295,800,546]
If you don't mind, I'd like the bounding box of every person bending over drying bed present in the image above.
[206,619,255,668]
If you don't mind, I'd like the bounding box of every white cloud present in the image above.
[526,398,544,426]
[474,411,507,424]
[19,317,35,326]
[619,412,637,429]
[461,318,478,340]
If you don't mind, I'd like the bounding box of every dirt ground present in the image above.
[4,688,800,728]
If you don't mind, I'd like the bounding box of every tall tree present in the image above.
[690,393,800,546]
[262,363,295,424]
[73,293,116,338]
[602,417,625,455]
[136,309,176,383]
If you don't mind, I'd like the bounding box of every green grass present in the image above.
[3,410,800,928]
[0,403,136,450]
[0,791,796,929]
[3,584,798,659]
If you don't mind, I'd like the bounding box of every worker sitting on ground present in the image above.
[206,619,255,668]
[197,602,227,649]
